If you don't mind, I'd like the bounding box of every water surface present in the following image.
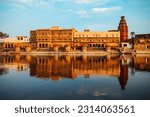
[0,54,150,100]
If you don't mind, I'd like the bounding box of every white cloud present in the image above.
[17,0,33,6]
[75,0,93,4]
[75,0,117,5]
[11,0,54,9]
[92,6,122,13]
[75,10,90,18]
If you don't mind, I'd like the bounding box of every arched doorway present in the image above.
[39,44,42,48]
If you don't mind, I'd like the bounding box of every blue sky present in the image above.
[0,0,150,37]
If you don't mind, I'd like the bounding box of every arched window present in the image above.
[39,44,41,48]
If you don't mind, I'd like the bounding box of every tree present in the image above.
[130,32,135,39]
[0,32,9,38]
[130,32,135,49]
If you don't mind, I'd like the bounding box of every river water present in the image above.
[0,54,150,100]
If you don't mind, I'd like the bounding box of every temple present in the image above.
[1,16,150,54]
[118,16,128,42]
[29,26,120,52]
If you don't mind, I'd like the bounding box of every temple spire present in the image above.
[118,16,128,41]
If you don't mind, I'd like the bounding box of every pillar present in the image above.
[106,46,111,52]
[37,43,39,50]
[82,46,87,52]
[74,47,76,51]
[26,45,31,52]
[65,46,71,52]
[53,46,58,52]
[15,45,20,53]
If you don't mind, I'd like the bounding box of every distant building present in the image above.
[134,33,150,50]
[135,33,150,39]
[0,36,29,51]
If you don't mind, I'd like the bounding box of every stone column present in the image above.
[37,43,39,50]
[65,46,71,52]
[82,46,87,52]
[74,47,76,51]
[15,45,20,53]
[26,45,31,52]
[53,46,58,52]
[106,46,111,52]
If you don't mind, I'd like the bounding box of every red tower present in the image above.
[118,16,128,42]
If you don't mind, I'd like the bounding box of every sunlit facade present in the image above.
[30,26,120,52]
[134,34,150,51]
[0,36,29,51]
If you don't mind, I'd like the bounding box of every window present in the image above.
[147,45,150,49]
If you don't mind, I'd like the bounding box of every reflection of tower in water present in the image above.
[118,58,128,90]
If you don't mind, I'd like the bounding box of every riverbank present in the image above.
[0,50,120,55]
[1,50,150,55]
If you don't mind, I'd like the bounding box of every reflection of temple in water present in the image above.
[29,55,121,80]
[1,55,150,90]
[118,57,128,90]
[133,55,150,72]
[28,55,131,90]
[0,55,31,73]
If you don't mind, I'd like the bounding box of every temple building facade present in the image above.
[134,33,150,51]
[30,26,76,51]
[0,36,30,52]
[30,26,120,52]
[0,16,135,53]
